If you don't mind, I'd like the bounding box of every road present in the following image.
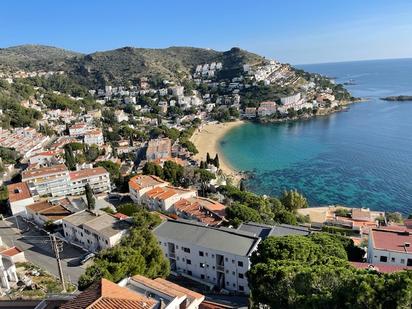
[0,216,88,285]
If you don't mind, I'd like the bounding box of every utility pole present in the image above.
[49,233,66,292]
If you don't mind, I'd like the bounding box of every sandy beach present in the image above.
[190,120,245,183]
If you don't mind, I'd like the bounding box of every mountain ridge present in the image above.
[0,44,265,87]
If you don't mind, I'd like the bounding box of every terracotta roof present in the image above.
[26,201,72,220]
[154,278,204,300]
[128,175,167,191]
[69,167,108,181]
[70,123,87,129]
[0,246,23,257]
[7,182,32,203]
[85,129,103,136]
[371,228,412,253]
[173,197,226,226]
[60,278,156,309]
[22,164,68,180]
[351,262,412,273]
[26,201,53,213]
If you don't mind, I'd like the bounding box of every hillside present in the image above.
[0,45,264,87]
[0,45,81,71]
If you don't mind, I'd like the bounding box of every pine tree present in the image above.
[206,152,211,164]
[64,145,76,171]
[85,184,95,210]
[214,154,220,168]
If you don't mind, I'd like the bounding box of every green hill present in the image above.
[0,44,81,70]
[0,45,264,87]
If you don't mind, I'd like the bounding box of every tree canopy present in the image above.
[78,209,167,290]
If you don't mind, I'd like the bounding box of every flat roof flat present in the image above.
[153,220,260,257]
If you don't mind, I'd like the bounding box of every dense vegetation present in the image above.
[248,233,412,308]
[78,209,169,290]
[0,79,42,128]
[220,185,309,227]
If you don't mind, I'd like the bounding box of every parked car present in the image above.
[80,252,95,265]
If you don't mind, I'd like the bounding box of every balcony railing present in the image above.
[216,265,224,272]
[168,252,176,259]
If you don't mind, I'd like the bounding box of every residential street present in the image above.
[0,216,88,285]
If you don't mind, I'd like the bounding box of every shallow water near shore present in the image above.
[219,58,412,214]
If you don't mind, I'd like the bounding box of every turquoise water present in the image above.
[220,58,412,213]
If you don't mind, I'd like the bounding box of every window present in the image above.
[408,259,412,266]
[401,259,405,264]
[186,259,191,265]
[380,256,388,262]
[199,251,204,256]
[188,271,192,276]
[232,259,235,264]
[200,263,205,268]
[225,257,228,262]
[212,254,215,258]
[201,274,205,279]
[239,285,244,292]
[183,247,191,253]
[105,240,108,245]
[239,273,244,279]
[206,252,208,257]
[391,257,395,262]
[232,271,235,275]
[238,261,243,267]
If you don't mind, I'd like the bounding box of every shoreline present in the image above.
[190,120,245,184]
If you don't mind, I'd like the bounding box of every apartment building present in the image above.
[21,164,110,198]
[62,210,131,252]
[368,228,412,267]
[22,164,71,197]
[129,174,168,203]
[69,167,111,195]
[153,220,261,294]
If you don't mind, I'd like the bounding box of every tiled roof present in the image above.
[22,164,68,180]
[0,246,23,257]
[371,228,412,253]
[26,201,72,220]
[60,278,156,309]
[128,175,167,191]
[7,182,32,202]
[351,262,412,273]
[69,167,108,181]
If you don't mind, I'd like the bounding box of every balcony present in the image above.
[168,252,176,259]
[216,265,224,272]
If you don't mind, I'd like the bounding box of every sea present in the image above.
[219,58,412,214]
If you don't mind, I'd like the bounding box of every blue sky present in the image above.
[2,0,412,64]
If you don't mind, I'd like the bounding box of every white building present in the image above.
[84,129,104,145]
[153,220,261,294]
[69,167,111,196]
[0,243,25,293]
[69,123,88,137]
[7,182,35,216]
[62,210,131,252]
[142,186,196,212]
[368,228,412,267]
[129,175,168,204]
[21,164,110,198]
[119,275,205,309]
